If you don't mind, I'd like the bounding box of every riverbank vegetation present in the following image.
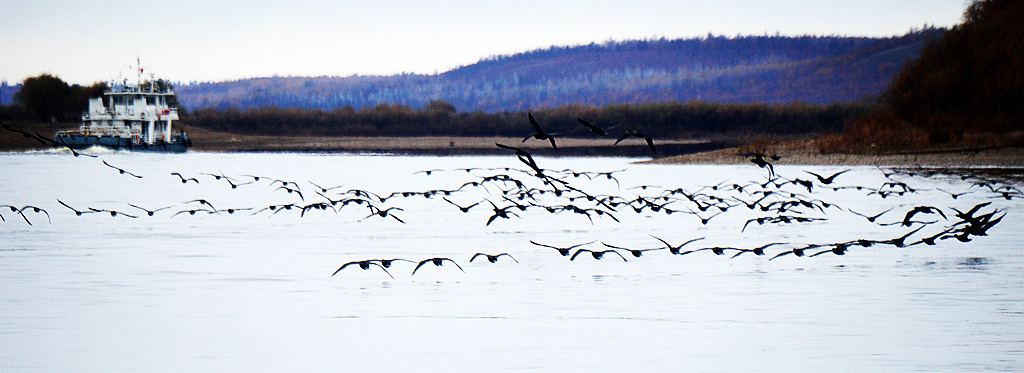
[181,100,872,140]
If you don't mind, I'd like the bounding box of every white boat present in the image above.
[54,69,190,152]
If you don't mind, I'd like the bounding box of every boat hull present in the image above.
[55,134,190,153]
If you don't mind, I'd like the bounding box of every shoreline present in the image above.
[3,124,1022,167]
[647,146,1024,167]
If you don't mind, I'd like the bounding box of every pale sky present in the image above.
[1,0,971,85]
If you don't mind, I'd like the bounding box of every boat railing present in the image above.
[82,112,115,121]
[55,127,135,138]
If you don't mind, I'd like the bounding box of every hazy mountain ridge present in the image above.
[2,30,943,111]
[175,29,942,112]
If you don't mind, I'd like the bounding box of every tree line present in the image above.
[0,74,107,123]
[183,100,874,139]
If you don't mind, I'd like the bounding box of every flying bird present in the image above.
[88,207,138,218]
[742,152,775,178]
[848,207,895,223]
[570,249,628,262]
[170,172,199,184]
[372,258,416,268]
[901,206,947,226]
[523,112,558,150]
[0,205,34,225]
[576,117,621,136]
[601,242,665,257]
[411,257,465,276]
[442,197,482,213]
[57,199,96,216]
[332,260,394,279]
[730,242,787,258]
[470,253,519,263]
[485,200,520,226]
[127,203,173,216]
[495,143,545,176]
[804,170,850,185]
[648,235,706,255]
[530,240,596,256]
[614,130,656,154]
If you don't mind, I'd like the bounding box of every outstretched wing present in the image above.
[441,258,465,273]
[570,249,592,261]
[411,260,431,276]
[527,112,544,134]
[577,118,606,136]
[497,253,518,263]
[332,261,361,276]
[643,135,656,154]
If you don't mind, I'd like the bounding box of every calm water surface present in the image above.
[1,151,1022,372]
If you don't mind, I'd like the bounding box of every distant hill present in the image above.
[175,29,944,113]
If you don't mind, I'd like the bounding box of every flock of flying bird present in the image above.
[3,118,1021,279]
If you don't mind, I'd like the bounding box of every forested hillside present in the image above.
[832,0,1023,152]
[176,29,943,113]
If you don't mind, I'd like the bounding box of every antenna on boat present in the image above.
[136,56,144,91]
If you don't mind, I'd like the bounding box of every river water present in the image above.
[1,150,1022,372]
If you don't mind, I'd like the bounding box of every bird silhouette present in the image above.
[275,185,305,201]
[878,226,925,248]
[185,199,219,213]
[576,117,619,136]
[0,205,33,225]
[847,206,895,223]
[485,200,520,225]
[530,240,596,256]
[742,152,775,178]
[804,170,849,185]
[443,197,482,213]
[935,188,971,200]
[901,206,947,226]
[683,246,742,256]
[730,242,787,258]
[57,199,97,216]
[170,172,199,184]
[647,235,706,255]
[769,246,811,261]
[332,260,394,279]
[470,253,519,263]
[88,207,138,218]
[809,243,850,257]
[127,203,173,217]
[103,160,143,178]
[308,181,344,193]
[411,257,465,275]
[495,143,545,176]
[17,205,51,224]
[372,258,416,268]
[224,178,255,189]
[170,208,216,218]
[685,209,723,225]
[614,130,656,154]
[523,112,558,150]
[570,249,628,262]
[601,242,665,257]
[360,206,405,223]
[951,201,992,221]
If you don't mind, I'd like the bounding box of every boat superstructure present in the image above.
[55,71,190,152]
